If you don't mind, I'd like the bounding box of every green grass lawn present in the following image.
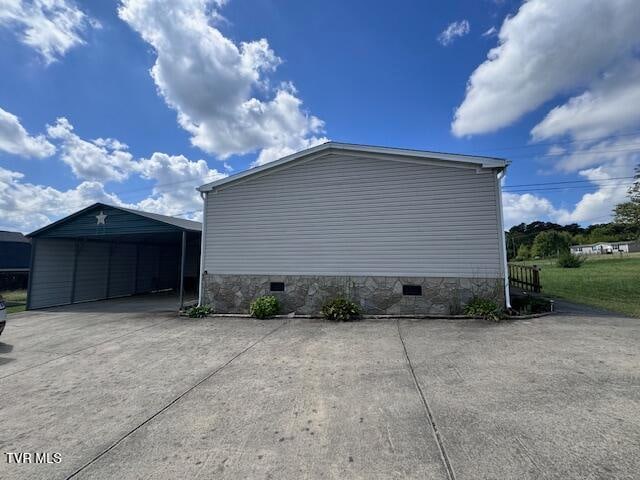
[514,255,640,317]
[1,289,27,314]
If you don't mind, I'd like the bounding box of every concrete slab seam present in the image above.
[64,320,288,479]
[396,319,456,480]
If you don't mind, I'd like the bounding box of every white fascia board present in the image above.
[197,142,509,192]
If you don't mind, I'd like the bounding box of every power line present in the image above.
[503,175,635,188]
[113,173,226,198]
[474,129,640,154]
[507,145,640,160]
[505,182,635,194]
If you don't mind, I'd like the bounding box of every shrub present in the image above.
[557,251,585,268]
[463,297,503,321]
[321,297,361,321]
[186,305,212,318]
[250,295,280,319]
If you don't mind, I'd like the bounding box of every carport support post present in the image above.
[179,231,186,310]
[25,238,37,310]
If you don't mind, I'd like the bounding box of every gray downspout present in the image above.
[197,190,208,307]
[179,230,186,310]
[25,238,37,310]
[497,169,512,310]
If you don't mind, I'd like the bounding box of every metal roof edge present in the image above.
[197,141,509,192]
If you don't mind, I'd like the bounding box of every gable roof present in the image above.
[0,231,31,243]
[27,202,201,238]
[198,141,509,192]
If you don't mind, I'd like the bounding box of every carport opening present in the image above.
[26,204,202,312]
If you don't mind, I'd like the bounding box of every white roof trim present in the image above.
[197,141,509,192]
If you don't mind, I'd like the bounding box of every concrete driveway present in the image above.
[0,299,638,480]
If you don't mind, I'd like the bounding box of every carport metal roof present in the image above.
[27,203,201,239]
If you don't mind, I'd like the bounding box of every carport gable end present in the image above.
[25,203,202,310]
[27,203,200,238]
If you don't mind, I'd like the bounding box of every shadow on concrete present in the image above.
[0,357,15,366]
[36,292,186,314]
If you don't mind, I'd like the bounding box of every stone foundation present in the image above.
[202,274,504,315]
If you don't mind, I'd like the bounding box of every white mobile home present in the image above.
[571,241,640,255]
[197,142,510,315]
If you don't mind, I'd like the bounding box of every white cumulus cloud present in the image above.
[0,147,226,231]
[452,0,640,137]
[0,0,99,64]
[502,191,561,228]
[451,0,640,226]
[503,136,640,226]
[118,0,326,164]
[46,117,135,182]
[531,59,640,141]
[0,106,55,158]
[0,111,231,230]
[0,166,129,232]
[437,20,470,46]
[134,152,226,218]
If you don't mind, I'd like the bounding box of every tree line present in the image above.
[506,165,640,261]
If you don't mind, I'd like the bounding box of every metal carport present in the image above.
[26,203,201,311]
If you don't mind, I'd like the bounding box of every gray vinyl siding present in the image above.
[29,239,75,309]
[203,154,504,278]
[74,241,110,303]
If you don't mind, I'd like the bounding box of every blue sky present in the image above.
[1,0,639,232]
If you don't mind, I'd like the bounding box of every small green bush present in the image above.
[250,295,280,319]
[186,305,212,318]
[464,297,503,321]
[557,251,585,268]
[321,297,361,321]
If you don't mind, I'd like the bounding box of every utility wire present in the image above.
[473,129,640,153]
[508,145,640,160]
[503,175,636,189]
[505,182,635,194]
